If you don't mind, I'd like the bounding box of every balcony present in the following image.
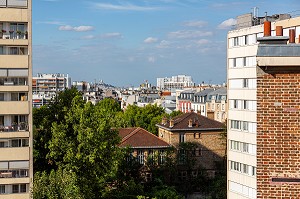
[0,123,29,132]
[0,101,29,114]
[0,55,28,68]
[0,169,28,178]
[0,147,29,160]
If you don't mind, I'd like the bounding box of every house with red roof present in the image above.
[118,127,171,166]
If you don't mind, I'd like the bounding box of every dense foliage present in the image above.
[32,88,226,198]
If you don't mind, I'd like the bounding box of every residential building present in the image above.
[177,89,197,113]
[0,0,32,198]
[227,12,300,199]
[32,73,71,107]
[192,88,214,116]
[255,21,300,198]
[157,75,195,90]
[156,112,226,177]
[206,87,227,123]
[118,127,170,167]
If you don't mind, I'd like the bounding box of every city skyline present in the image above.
[33,0,299,86]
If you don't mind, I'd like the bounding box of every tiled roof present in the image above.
[156,112,225,131]
[118,127,171,148]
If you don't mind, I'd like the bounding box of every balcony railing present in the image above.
[0,169,28,178]
[0,123,29,132]
[0,0,27,8]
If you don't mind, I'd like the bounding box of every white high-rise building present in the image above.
[227,13,300,199]
[157,75,194,90]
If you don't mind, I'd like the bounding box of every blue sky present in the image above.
[33,0,300,87]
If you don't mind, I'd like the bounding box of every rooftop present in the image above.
[118,127,171,149]
[157,112,225,131]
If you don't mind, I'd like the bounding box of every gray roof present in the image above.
[257,44,300,57]
[194,88,214,96]
[207,87,227,96]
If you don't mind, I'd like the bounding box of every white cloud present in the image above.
[144,37,158,43]
[196,39,210,45]
[81,35,95,40]
[168,30,213,39]
[183,20,207,28]
[92,3,161,11]
[59,25,94,32]
[148,56,156,63]
[218,18,236,29]
[156,40,171,48]
[101,32,122,38]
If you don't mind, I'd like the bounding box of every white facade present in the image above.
[227,15,300,199]
[227,23,259,197]
[157,75,194,90]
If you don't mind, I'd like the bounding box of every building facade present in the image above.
[157,75,195,90]
[32,73,71,107]
[157,112,226,177]
[227,13,300,199]
[0,0,32,198]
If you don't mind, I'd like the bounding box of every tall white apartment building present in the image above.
[227,13,300,199]
[0,0,32,198]
[32,73,71,107]
[157,75,194,90]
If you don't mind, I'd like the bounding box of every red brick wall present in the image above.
[257,70,300,198]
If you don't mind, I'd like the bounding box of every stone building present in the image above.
[156,112,226,176]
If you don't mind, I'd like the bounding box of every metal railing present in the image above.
[0,123,29,132]
[0,0,27,8]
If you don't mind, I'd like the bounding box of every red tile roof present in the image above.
[156,112,225,131]
[118,127,171,148]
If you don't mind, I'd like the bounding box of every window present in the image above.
[245,35,248,45]
[234,37,239,46]
[12,184,19,193]
[158,150,165,165]
[0,185,5,194]
[243,79,248,88]
[179,133,185,143]
[20,184,27,193]
[137,150,144,165]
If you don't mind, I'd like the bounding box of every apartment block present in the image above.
[32,73,71,107]
[227,12,300,199]
[256,25,300,198]
[157,75,195,90]
[0,0,32,198]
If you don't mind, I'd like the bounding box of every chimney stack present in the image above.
[264,21,271,37]
[188,119,193,128]
[169,119,174,128]
[276,26,283,36]
[289,29,295,43]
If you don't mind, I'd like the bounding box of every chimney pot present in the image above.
[169,119,174,128]
[188,119,193,128]
[289,29,295,43]
[264,21,271,37]
[276,26,283,36]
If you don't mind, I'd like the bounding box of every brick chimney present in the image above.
[169,119,174,128]
[188,119,193,127]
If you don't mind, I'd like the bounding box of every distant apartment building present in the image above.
[0,0,32,198]
[32,73,71,107]
[227,12,300,199]
[192,88,214,116]
[177,89,196,113]
[206,87,227,123]
[157,75,195,90]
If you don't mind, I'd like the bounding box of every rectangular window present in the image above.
[20,184,27,193]
[179,133,185,143]
[137,150,144,165]
[158,150,165,165]
[243,79,248,88]
[0,185,5,194]
[12,184,19,193]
